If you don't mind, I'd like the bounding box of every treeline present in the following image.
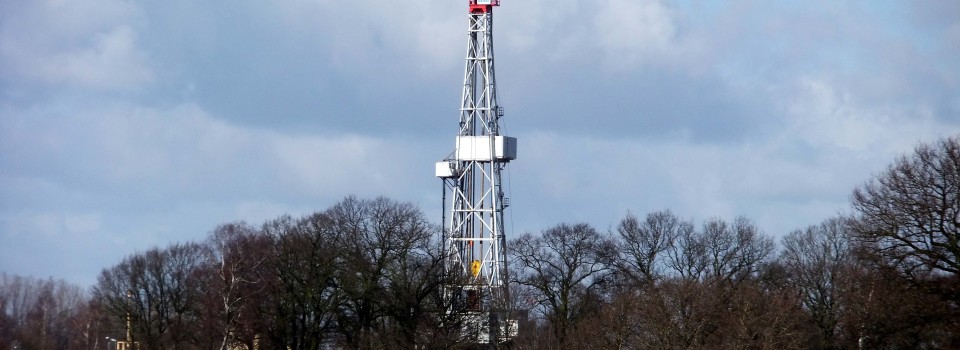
[0,274,92,349]
[93,198,465,350]
[2,136,959,349]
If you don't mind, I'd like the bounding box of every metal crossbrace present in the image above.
[439,5,514,343]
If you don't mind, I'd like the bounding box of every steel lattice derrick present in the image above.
[435,0,516,344]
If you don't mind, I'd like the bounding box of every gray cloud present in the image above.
[0,0,151,90]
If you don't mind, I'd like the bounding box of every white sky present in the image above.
[2,0,959,287]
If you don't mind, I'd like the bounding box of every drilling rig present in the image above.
[435,0,517,344]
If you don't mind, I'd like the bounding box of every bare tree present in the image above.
[604,215,779,349]
[94,242,208,350]
[666,220,710,281]
[850,136,960,283]
[780,217,854,348]
[614,210,690,287]
[711,280,810,350]
[509,223,613,348]
[703,217,774,283]
[0,273,90,350]
[251,197,458,349]
[264,213,340,349]
[204,222,272,350]
[327,196,440,349]
[839,265,960,348]
[666,217,774,284]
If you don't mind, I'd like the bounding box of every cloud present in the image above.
[509,122,957,238]
[592,0,680,70]
[0,97,439,284]
[2,98,435,204]
[265,0,464,75]
[64,213,103,234]
[0,0,152,90]
[43,26,153,89]
[782,76,951,155]
[1,0,958,288]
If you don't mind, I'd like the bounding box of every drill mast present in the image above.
[436,0,516,344]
